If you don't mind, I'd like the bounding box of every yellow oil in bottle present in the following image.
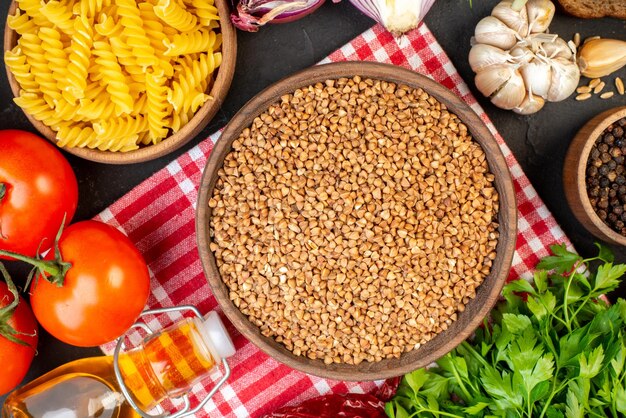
[2,357,137,418]
[118,318,216,411]
[3,314,232,418]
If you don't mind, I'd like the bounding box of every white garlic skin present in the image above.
[513,94,545,115]
[539,36,572,59]
[475,16,518,50]
[510,45,533,64]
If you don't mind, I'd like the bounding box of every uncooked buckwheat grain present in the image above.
[209,76,500,365]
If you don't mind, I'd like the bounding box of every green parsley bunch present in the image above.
[386,243,626,418]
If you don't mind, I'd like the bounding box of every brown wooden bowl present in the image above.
[196,62,517,381]
[4,0,236,164]
[563,107,626,246]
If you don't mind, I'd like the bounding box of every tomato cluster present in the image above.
[0,131,150,394]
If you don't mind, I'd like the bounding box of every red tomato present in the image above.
[0,130,78,258]
[30,221,150,347]
[0,280,38,395]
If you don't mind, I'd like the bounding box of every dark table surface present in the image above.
[1,0,626,407]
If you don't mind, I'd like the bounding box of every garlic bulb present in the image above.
[469,0,579,114]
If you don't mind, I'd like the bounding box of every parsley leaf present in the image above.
[537,244,581,274]
[593,263,626,293]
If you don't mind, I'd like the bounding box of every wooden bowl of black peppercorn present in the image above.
[564,106,626,246]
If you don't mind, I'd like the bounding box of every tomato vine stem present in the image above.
[0,219,71,287]
[0,262,32,346]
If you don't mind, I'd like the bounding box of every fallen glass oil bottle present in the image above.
[2,307,236,418]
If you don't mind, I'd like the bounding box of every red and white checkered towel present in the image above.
[99,23,570,417]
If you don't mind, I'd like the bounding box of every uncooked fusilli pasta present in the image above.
[4,47,38,93]
[63,16,93,103]
[18,33,62,106]
[40,1,75,35]
[116,0,158,68]
[6,0,223,152]
[154,0,197,32]
[92,40,134,115]
[190,0,219,26]
[164,29,217,56]
[146,71,170,143]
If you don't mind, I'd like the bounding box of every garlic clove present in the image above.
[526,0,555,34]
[519,58,551,99]
[510,45,534,64]
[474,16,519,50]
[475,64,515,97]
[513,94,545,115]
[469,44,512,72]
[491,68,526,109]
[492,0,529,37]
[537,36,572,60]
[577,38,626,78]
[547,57,580,102]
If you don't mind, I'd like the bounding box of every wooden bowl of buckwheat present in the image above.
[196,62,517,381]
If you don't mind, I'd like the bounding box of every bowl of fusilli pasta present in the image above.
[4,0,236,164]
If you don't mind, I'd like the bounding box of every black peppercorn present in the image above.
[598,198,609,209]
[599,165,609,176]
[591,148,601,159]
[600,177,610,188]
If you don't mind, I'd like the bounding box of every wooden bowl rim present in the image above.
[3,0,237,165]
[567,106,626,246]
[196,61,518,381]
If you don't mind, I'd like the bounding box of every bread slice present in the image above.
[558,0,626,19]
